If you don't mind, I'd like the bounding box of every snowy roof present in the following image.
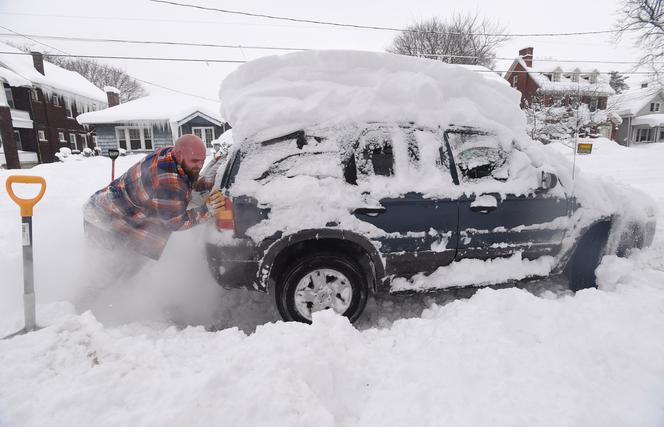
[631,113,664,127]
[456,64,510,86]
[0,43,107,104]
[609,84,663,117]
[220,50,524,143]
[508,57,615,96]
[77,94,224,125]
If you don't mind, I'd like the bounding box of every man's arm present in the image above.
[153,179,210,231]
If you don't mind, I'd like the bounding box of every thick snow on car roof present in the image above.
[219,50,525,143]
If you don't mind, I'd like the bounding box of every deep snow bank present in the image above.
[219,50,525,143]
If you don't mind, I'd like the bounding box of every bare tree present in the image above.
[387,13,509,69]
[45,56,147,102]
[616,0,664,77]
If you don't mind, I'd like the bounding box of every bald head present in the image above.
[173,134,207,180]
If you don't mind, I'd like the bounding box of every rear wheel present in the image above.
[276,253,368,323]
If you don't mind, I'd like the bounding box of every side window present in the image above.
[357,128,394,177]
[446,131,510,182]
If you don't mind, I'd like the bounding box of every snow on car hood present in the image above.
[219,50,525,144]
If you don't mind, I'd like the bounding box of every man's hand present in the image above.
[206,190,226,215]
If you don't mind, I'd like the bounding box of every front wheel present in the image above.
[276,253,368,323]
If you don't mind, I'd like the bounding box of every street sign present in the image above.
[108,149,120,181]
[108,149,120,160]
[577,143,593,154]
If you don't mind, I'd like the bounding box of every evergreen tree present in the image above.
[609,71,630,94]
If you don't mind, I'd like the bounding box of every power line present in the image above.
[150,0,622,37]
[0,33,653,66]
[0,33,307,52]
[0,24,219,101]
[0,51,657,75]
[0,51,245,63]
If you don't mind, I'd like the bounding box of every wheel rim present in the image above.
[293,268,353,321]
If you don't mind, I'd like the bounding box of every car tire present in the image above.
[567,222,610,292]
[276,253,369,324]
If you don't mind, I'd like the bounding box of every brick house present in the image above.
[77,94,228,155]
[504,47,617,139]
[0,43,109,169]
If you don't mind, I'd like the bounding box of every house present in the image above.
[504,47,617,139]
[77,94,228,155]
[609,82,664,145]
[0,42,109,169]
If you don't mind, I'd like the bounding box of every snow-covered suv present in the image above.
[205,122,656,323]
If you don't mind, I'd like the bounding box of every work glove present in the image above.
[206,190,226,214]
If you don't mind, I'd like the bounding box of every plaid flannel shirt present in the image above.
[85,147,214,260]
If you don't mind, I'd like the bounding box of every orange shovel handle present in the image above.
[5,175,47,217]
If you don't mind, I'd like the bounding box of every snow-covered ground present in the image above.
[1,139,664,426]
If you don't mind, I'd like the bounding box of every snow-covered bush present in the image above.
[82,147,94,157]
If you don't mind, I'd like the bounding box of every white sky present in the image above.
[0,0,647,102]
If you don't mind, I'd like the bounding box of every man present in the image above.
[83,134,225,273]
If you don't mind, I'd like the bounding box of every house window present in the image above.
[92,135,97,147]
[38,130,47,141]
[52,94,61,106]
[116,126,153,151]
[589,98,599,112]
[635,128,654,142]
[69,133,77,150]
[65,102,73,118]
[81,133,88,148]
[58,131,66,143]
[659,130,664,142]
[31,88,39,102]
[4,87,15,108]
[511,75,518,88]
[552,72,561,82]
[651,102,661,112]
[192,126,215,148]
[14,130,22,151]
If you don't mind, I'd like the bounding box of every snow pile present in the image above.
[219,50,525,143]
[1,136,664,426]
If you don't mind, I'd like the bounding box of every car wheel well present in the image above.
[565,220,611,291]
[269,238,377,293]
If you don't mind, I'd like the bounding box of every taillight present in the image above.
[215,196,235,231]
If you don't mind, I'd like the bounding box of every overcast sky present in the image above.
[0,0,646,102]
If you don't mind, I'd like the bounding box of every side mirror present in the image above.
[108,148,120,160]
[540,171,558,191]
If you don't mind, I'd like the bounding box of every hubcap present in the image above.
[294,268,353,320]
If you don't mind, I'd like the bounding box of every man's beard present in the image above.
[184,167,200,181]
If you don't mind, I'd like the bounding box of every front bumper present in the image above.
[206,241,260,291]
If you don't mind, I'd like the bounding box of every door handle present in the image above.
[470,194,498,214]
[355,207,387,217]
[470,204,497,214]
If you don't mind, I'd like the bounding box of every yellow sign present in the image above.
[577,143,593,154]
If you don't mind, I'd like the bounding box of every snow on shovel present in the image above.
[3,175,46,339]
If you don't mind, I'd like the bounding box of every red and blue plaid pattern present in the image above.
[86,147,212,259]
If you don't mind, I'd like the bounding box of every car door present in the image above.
[350,125,459,276]
[445,128,569,261]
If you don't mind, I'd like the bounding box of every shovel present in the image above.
[3,175,46,339]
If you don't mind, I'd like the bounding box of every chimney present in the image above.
[31,51,44,75]
[104,86,120,107]
[519,47,533,67]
